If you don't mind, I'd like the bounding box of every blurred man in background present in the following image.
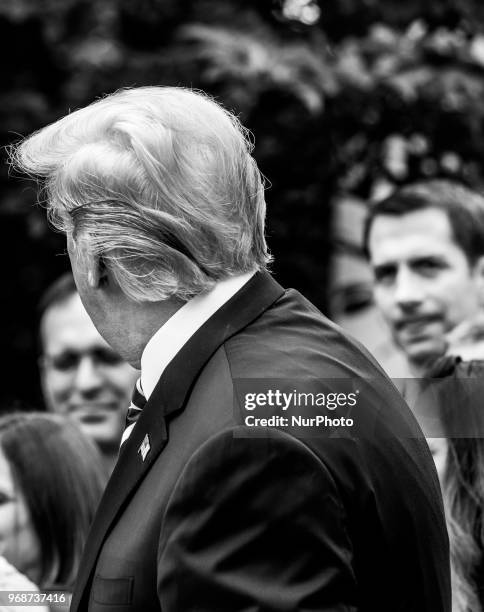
[364,179,484,376]
[38,273,138,474]
[364,179,484,611]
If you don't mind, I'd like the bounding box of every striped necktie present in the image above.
[120,379,146,447]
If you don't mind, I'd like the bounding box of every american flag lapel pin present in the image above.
[138,434,151,461]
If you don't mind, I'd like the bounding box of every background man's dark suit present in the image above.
[71,272,450,611]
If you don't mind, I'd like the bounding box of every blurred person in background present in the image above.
[364,179,484,376]
[0,554,49,612]
[0,412,105,606]
[38,273,139,474]
[425,357,484,612]
[365,180,484,611]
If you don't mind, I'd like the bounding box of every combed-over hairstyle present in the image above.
[11,87,271,301]
[363,179,484,264]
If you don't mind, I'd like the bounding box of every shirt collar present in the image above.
[140,270,256,399]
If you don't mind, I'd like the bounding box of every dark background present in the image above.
[3,0,484,408]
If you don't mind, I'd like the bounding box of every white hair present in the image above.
[11,87,271,301]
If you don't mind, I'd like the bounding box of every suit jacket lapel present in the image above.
[70,409,168,612]
[71,271,284,611]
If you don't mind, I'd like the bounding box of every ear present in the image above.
[473,256,484,305]
[86,254,109,289]
[68,233,110,290]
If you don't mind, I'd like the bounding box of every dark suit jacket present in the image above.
[71,272,450,611]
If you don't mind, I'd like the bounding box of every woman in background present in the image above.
[426,357,484,612]
[0,412,106,601]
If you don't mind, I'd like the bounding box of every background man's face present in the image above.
[368,207,482,366]
[40,293,139,451]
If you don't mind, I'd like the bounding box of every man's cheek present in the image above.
[47,378,73,411]
[373,290,392,316]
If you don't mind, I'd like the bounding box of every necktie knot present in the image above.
[131,379,147,407]
[121,379,146,446]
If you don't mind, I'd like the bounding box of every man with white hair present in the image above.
[13,87,450,611]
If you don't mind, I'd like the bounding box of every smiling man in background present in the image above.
[364,179,484,376]
[39,273,139,474]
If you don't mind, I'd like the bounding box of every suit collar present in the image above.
[71,270,284,612]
